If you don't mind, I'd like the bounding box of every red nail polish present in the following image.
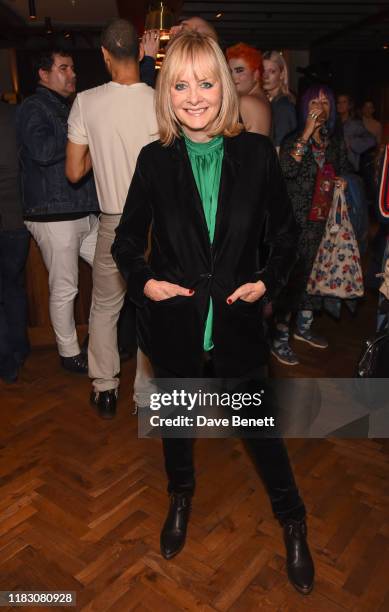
[227,298,232,304]
[189,289,194,295]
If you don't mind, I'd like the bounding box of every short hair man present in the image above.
[17,49,99,373]
[66,19,158,418]
[173,16,218,40]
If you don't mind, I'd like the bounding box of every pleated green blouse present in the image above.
[183,133,224,351]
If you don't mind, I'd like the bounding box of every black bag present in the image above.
[356,328,389,378]
[354,315,389,410]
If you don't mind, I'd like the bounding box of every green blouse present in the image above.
[184,133,224,351]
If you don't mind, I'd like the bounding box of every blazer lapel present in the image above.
[171,136,241,259]
[213,137,241,253]
[173,138,212,253]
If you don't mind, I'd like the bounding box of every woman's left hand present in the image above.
[227,281,266,304]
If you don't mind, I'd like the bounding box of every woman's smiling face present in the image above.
[170,60,222,142]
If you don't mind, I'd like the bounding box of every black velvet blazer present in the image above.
[112,131,298,377]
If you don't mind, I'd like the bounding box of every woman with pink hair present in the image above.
[226,42,271,136]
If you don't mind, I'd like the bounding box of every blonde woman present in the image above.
[263,50,297,149]
[112,31,314,595]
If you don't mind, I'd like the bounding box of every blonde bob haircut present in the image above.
[156,30,241,146]
[262,50,291,98]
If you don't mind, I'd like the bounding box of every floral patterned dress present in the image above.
[277,131,352,313]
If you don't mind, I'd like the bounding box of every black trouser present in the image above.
[0,227,30,377]
[159,355,306,525]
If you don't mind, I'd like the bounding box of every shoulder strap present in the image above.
[377,145,389,223]
[328,185,342,226]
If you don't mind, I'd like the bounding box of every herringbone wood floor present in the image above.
[1,291,388,611]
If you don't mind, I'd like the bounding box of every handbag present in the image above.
[353,315,389,410]
[307,186,364,299]
[307,163,336,222]
[356,318,389,378]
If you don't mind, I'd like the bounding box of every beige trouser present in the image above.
[133,347,158,408]
[89,213,155,404]
[89,213,125,391]
[25,215,98,357]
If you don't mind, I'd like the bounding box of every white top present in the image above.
[68,81,158,214]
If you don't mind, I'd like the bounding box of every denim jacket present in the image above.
[17,86,99,217]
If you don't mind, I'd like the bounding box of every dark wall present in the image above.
[16,48,108,98]
[310,48,389,119]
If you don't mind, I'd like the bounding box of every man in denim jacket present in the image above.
[17,49,99,373]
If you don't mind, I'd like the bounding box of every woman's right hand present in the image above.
[144,279,194,301]
[302,99,324,141]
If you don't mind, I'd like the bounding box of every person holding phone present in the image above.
[272,85,351,366]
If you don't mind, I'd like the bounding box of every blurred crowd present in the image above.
[0,15,387,396]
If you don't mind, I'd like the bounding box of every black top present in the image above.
[112,132,298,377]
[271,95,297,147]
[140,56,156,88]
[0,102,24,231]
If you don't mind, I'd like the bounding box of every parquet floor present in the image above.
[0,289,388,611]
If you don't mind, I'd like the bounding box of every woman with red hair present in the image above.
[226,42,271,136]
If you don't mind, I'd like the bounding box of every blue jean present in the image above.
[0,228,30,376]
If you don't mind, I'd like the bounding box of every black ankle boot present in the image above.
[160,493,191,560]
[283,519,314,595]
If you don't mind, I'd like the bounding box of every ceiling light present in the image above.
[144,2,173,53]
[216,13,222,19]
[28,0,37,20]
[145,2,173,31]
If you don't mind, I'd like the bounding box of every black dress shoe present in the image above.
[90,389,118,419]
[60,353,88,374]
[160,493,191,560]
[283,519,314,595]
